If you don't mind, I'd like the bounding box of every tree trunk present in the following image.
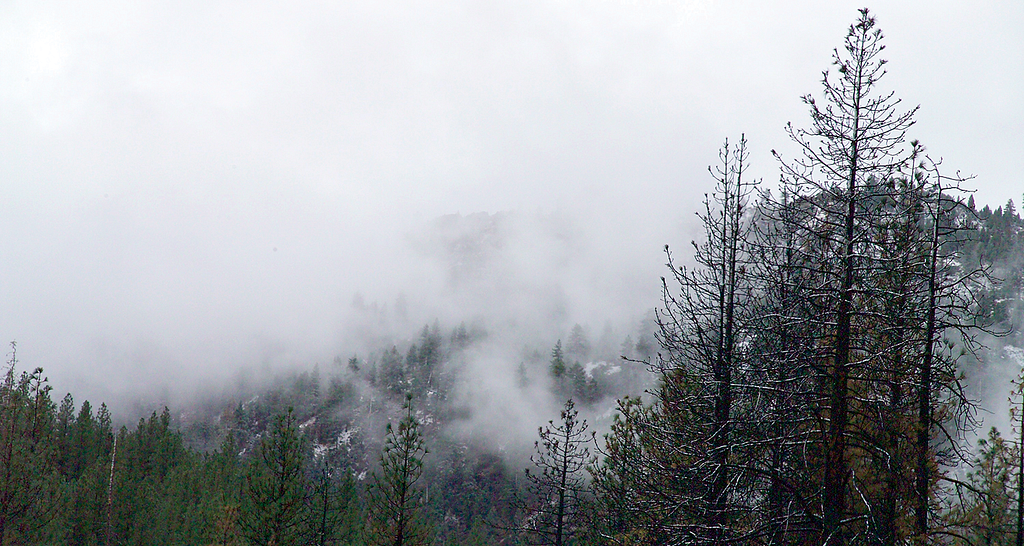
[823,152,857,546]
[556,435,568,546]
[915,183,940,545]
[709,138,742,545]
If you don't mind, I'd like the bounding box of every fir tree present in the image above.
[550,341,566,379]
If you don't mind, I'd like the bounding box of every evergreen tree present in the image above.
[54,393,76,476]
[381,347,406,396]
[0,344,61,546]
[1010,369,1024,546]
[414,322,443,395]
[107,407,194,545]
[204,431,245,546]
[305,460,362,546]
[366,394,431,546]
[515,362,529,389]
[550,341,566,379]
[589,12,988,544]
[240,407,307,546]
[66,401,114,546]
[590,396,664,546]
[948,428,1016,546]
[566,325,590,363]
[209,504,242,546]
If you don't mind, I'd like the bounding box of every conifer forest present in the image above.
[3,8,1024,546]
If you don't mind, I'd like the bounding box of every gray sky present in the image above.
[1,0,1021,405]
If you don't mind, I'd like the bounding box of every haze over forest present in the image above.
[1,0,1021,412]
[1,3,1024,546]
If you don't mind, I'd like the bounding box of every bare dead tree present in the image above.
[773,9,918,545]
[747,183,825,545]
[590,12,990,546]
[651,135,759,544]
[520,399,593,546]
[912,154,992,545]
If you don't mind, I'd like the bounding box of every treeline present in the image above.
[0,317,653,545]
[0,352,504,546]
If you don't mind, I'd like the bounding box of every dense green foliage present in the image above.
[0,315,650,546]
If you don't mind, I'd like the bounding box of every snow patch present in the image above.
[583,361,605,378]
[415,409,435,426]
[583,360,619,377]
[311,427,361,459]
[1006,346,1024,368]
[337,427,357,447]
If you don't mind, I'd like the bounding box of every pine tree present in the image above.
[66,399,114,545]
[948,428,1016,546]
[365,394,431,546]
[746,183,825,544]
[647,136,757,544]
[240,407,307,546]
[381,347,406,396]
[765,13,987,543]
[0,344,61,546]
[590,396,664,545]
[209,504,242,546]
[306,459,362,546]
[1010,368,1024,546]
[567,325,590,363]
[414,322,443,395]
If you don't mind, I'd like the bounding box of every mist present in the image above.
[2,0,1021,429]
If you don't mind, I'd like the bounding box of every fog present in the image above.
[1,0,1021,420]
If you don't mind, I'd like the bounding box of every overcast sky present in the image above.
[1,0,1021,405]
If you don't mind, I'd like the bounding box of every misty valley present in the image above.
[4,9,1024,546]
